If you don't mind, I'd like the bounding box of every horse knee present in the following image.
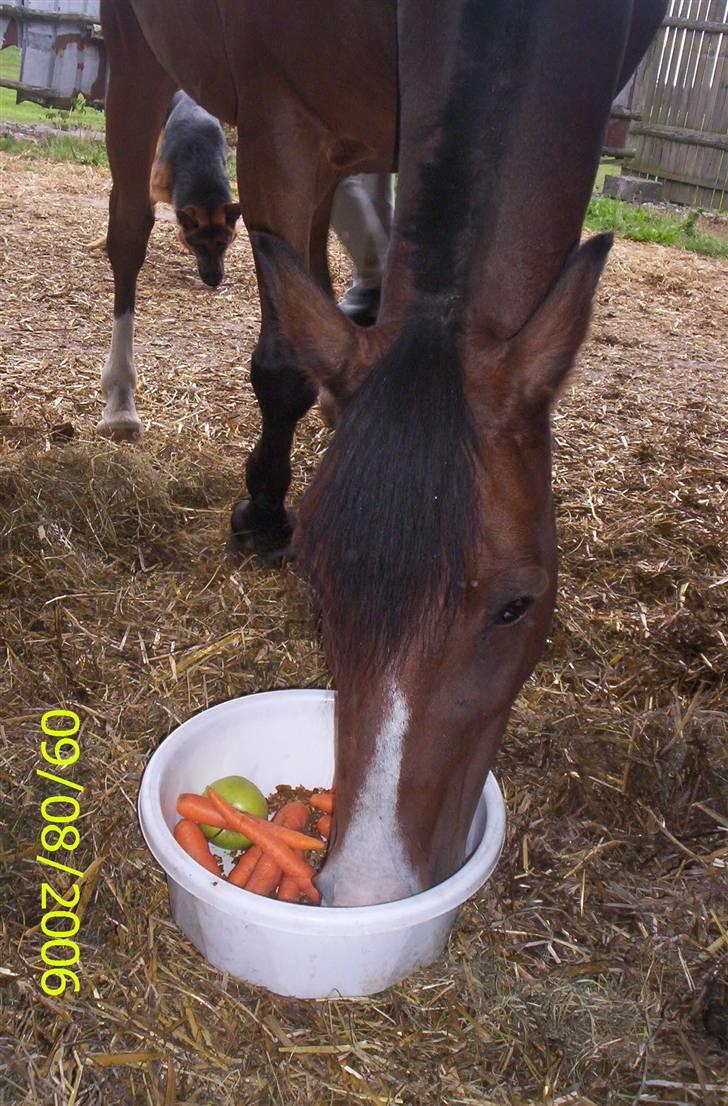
[106,195,154,274]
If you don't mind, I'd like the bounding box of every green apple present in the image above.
[201,775,268,851]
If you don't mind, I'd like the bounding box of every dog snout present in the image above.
[200,266,224,288]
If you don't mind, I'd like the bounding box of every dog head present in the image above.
[176,202,241,287]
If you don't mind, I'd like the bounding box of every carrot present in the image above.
[277,875,320,904]
[315,814,332,839]
[270,803,321,903]
[227,844,262,887]
[176,792,228,828]
[208,788,321,887]
[207,788,325,852]
[243,802,309,897]
[274,801,309,834]
[245,853,283,896]
[299,879,321,905]
[178,791,323,850]
[277,874,301,902]
[310,790,335,814]
[173,819,222,876]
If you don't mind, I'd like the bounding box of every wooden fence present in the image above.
[2,3,727,210]
[631,0,728,210]
[0,1,104,108]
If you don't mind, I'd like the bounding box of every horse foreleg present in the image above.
[230,145,336,558]
[98,0,173,440]
[309,187,340,429]
[230,324,319,558]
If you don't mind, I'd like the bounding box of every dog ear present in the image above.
[176,206,199,232]
[224,202,241,228]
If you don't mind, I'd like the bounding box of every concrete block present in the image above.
[603,175,664,203]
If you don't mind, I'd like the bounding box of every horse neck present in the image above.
[383,0,635,338]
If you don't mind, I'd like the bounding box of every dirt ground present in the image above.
[1,155,726,1106]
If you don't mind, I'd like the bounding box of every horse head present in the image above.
[253,228,612,904]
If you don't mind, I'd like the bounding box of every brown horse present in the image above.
[100,0,666,905]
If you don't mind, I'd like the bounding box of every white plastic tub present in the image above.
[138,689,506,999]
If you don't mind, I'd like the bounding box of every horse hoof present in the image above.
[228,499,296,564]
[97,416,143,443]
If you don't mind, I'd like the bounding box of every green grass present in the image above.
[0,46,104,129]
[0,132,107,166]
[595,158,622,191]
[585,194,728,259]
[1,48,48,124]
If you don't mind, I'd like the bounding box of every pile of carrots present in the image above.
[173,787,335,905]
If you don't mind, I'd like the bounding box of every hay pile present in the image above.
[1,155,726,1106]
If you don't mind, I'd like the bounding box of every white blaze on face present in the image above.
[98,312,142,435]
[321,679,421,906]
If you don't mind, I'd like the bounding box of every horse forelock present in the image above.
[297,317,479,681]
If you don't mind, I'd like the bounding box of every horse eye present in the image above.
[494,596,532,626]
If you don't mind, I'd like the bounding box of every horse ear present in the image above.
[510,233,613,408]
[251,231,391,404]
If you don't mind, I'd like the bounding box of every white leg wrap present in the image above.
[98,312,142,436]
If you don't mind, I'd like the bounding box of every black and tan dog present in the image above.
[92,91,240,288]
[153,90,241,286]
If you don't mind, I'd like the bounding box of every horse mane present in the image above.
[298,1,535,678]
[297,315,479,679]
